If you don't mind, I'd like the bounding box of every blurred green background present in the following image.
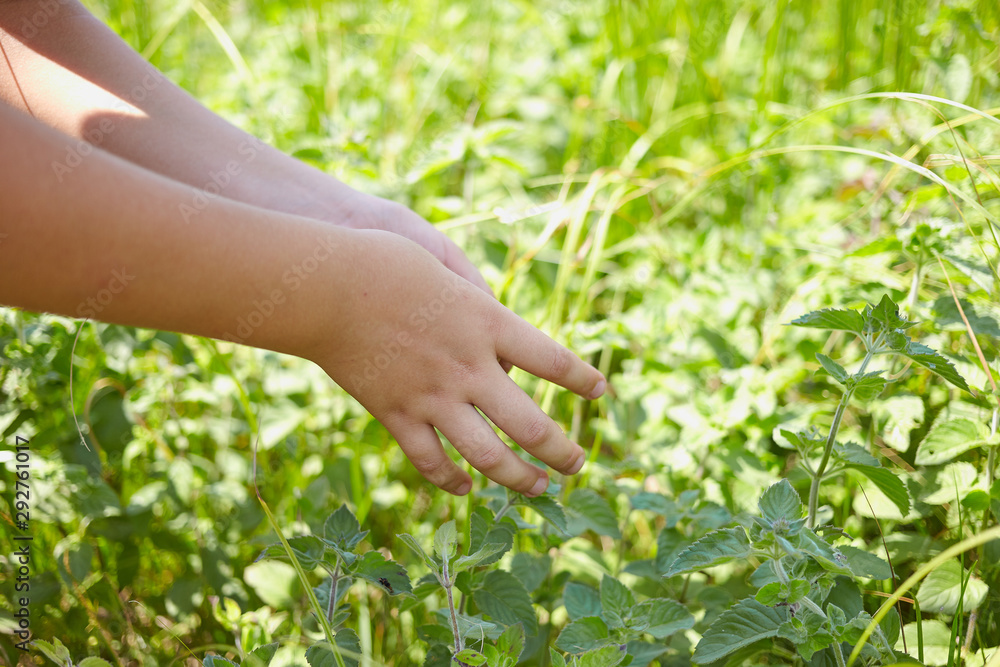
[2,0,1000,665]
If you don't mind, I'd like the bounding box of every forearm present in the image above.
[0,0,354,220]
[0,100,359,359]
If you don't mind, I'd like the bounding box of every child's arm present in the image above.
[0,100,605,496]
[0,0,489,292]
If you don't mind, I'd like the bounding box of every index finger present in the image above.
[492,307,605,399]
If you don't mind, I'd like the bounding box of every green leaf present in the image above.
[244,560,300,608]
[566,489,621,538]
[244,643,280,667]
[839,545,891,580]
[916,417,993,466]
[916,559,989,614]
[816,353,848,383]
[630,492,678,519]
[578,645,628,667]
[850,371,888,402]
[555,616,612,654]
[796,529,853,575]
[626,642,669,667]
[895,341,971,393]
[453,542,509,575]
[349,551,412,595]
[79,659,114,667]
[469,507,515,564]
[454,649,487,666]
[629,598,694,639]
[32,638,72,666]
[257,535,327,569]
[869,294,908,330]
[758,479,803,524]
[397,533,439,572]
[434,520,458,562]
[845,464,910,517]
[549,647,568,667]
[665,527,751,577]
[305,630,362,667]
[324,505,368,551]
[514,492,568,533]
[473,570,538,635]
[599,575,635,622]
[834,441,880,467]
[496,622,526,662]
[789,308,865,335]
[510,552,551,593]
[691,598,786,664]
[203,658,239,667]
[564,582,603,621]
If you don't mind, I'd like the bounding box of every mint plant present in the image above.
[665,480,900,665]
[788,295,971,527]
[255,504,412,667]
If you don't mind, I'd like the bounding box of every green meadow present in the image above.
[3,1,1000,665]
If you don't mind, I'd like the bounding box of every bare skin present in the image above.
[0,1,605,497]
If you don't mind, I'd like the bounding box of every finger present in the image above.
[475,367,586,476]
[493,308,606,399]
[383,419,472,495]
[435,404,550,497]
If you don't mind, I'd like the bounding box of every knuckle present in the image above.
[519,414,552,449]
[471,441,507,473]
[548,346,574,379]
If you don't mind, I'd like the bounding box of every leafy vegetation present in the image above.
[3,0,1000,665]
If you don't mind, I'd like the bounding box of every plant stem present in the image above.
[807,336,881,528]
[327,557,341,624]
[441,558,463,654]
[833,642,848,667]
[494,498,515,523]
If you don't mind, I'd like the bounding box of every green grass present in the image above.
[3,0,1000,665]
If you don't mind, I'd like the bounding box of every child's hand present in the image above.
[313,229,606,497]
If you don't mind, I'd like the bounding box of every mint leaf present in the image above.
[564,582,602,621]
[579,645,628,667]
[324,505,367,551]
[789,308,865,335]
[599,575,635,623]
[758,480,804,524]
[473,570,538,635]
[257,535,326,569]
[349,551,412,595]
[916,417,993,465]
[838,545,891,580]
[665,527,751,577]
[629,598,694,639]
[515,492,568,533]
[895,341,971,393]
[555,616,612,654]
[692,599,786,664]
[396,533,438,572]
[496,622,526,663]
[566,489,621,538]
[433,520,458,562]
[816,353,848,383]
[845,464,910,517]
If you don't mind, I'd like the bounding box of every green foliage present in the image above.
[4,0,1000,665]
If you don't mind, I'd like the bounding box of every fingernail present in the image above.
[568,451,586,475]
[455,481,472,496]
[589,379,606,400]
[528,477,549,497]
